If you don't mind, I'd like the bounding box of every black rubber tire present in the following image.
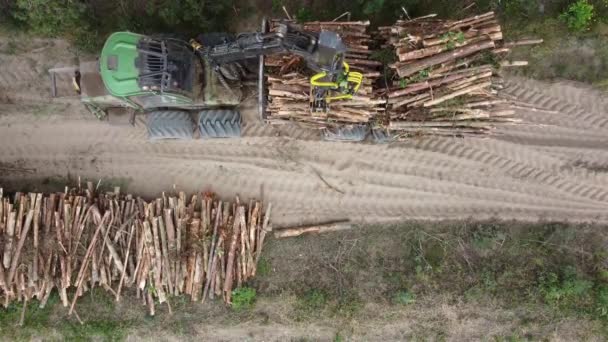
[198,109,242,139]
[146,111,195,140]
[323,124,370,142]
[371,127,394,144]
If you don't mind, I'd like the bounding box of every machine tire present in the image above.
[198,109,242,138]
[146,111,195,140]
[371,127,394,144]
[323,124,370,142]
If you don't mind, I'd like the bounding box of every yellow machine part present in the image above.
[310,62,363,103]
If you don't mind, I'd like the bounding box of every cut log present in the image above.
[3,212,15,269]
[394,39,495,77]
[223,206,243,303]
[504,39,543,47]
[7,210,34,285]
[423,81,492,107]
[274,221,352,238]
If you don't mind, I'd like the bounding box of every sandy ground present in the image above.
[1,36,608,228]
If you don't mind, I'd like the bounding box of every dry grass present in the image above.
[1,220,607,340]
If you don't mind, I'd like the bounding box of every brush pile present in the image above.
[376,11,534,136]
[0,186,271,317]
[265,20,385,128]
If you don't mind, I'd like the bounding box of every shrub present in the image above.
[5,0,234,51]
[296,7,314,22]
[11,0,90,37]
[361,0,386,16]
[231,287,256,310]
[596,285,608,318]
[299,289,328,312]
[538,267,593,309]
[560,0,595,32]
[393,289,416,305]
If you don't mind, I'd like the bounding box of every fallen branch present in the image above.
[274,221,352,238]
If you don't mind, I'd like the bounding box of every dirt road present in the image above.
[1,36,608,227]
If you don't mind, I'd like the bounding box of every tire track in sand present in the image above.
[0,36,607,226]
[0,117,607,226]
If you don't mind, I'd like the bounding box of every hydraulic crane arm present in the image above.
[191,22,346,75]
[190,22,364,108]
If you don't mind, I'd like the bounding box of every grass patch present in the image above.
[0,295,57,340]
[231,287,257,311]
[294,289,329,320]
[392,289,416,305]
[257,256,271,277]
[258,220,608,332]
[0,290,129,341]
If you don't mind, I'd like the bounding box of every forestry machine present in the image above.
[63,20,364,140]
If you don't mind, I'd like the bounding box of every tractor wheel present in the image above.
[371,127,394,144]
[198,109,242,139]
[323,124,370,142]
[146,111,195,140]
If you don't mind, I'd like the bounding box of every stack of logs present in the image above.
[376,12,532,136]
[265,20,385,127]
[0,186,271,317]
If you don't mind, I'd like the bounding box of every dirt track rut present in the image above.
[1,39,607,226]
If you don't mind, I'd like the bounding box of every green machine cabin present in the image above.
[79,31,243,140]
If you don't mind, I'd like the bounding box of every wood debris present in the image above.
[264,19,385,128]
[274,221,352,238]
[0,185,271,316]
[375,11,532,137]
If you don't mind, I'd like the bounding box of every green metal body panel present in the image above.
[100,32,145,97]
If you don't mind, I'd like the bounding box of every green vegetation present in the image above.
[296,7,315,22]
[0,295,56,340]
[256,256,271,277]
[0,290,128,340]
[295,289,329,320]
[442,31,466,50]
[399,68,431,88]
[231,287,257,310]
[560,0,595,32]
[393,289,416,305]
[1,0,236,51]
[255,220,608,338]
[300,289,329,311]
[482,0,608,83]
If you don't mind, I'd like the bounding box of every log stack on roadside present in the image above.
[265,19,385,128]
[376,12,537,137]
[0,186,271,318]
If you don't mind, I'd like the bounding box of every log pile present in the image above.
[0,186,271,317]
[376,12,529,137]
[265,20,385,128]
